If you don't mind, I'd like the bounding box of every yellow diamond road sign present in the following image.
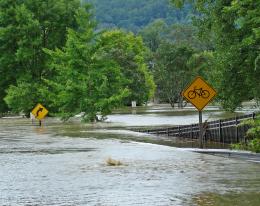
[31,103,48,120]
[182,76,217,111]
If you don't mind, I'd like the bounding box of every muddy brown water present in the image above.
[1,106,260,205]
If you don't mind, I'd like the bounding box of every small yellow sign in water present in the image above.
[31,103,48,120]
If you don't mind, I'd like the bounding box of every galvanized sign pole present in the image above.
[199,111,203,148]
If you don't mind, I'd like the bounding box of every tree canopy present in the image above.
[1,0,259,119]
[44,26,155,121]
[154,43,194,107]
[171,0,260,110]
[44,9,130,121]
[98,30,155,106]
[0,0,81,113]
[1,1,155,121]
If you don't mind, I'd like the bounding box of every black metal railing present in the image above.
[136,113,257,144]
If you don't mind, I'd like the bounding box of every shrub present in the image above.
[232,114,260,153]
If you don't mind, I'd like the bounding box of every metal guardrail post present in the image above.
[219,120,223,143]
[235,116,239,143]
[190,124,193,139]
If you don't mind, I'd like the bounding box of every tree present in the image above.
[1,0,81,114]
[154,42,194,107]
[165,24,209,50]
[97,30,155,106]
[140,19,206,52]
[139,19,168,52]
[171,0,260,110]
[44,9,129,122]
[187,51,215,82]
[0,0,23,113]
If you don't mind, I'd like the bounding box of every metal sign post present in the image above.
[199,111,203,148]
[182,76,217,148]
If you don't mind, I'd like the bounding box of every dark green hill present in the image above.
[85,0,192,32]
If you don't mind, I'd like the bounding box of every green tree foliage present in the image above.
[245,115,260,153]
[2,1,155,120]
[232,114,260,153]
[1,0,81,114]
[44,9,130,122]
[140,19,209,106]
[85,0,193,32]
[44,13,154,121]
[98,30,155,106]
[171,0,191,8]
[154,43,194,107]
[140,20,206,52]
[171,0,260,111]
[187,51,215,82]
[139,19,168,52]
[166,24,209,50]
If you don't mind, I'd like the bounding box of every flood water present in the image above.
[107,104,253,127]
[1,106,260,206]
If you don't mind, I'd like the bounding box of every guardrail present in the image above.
[136,113,257,144]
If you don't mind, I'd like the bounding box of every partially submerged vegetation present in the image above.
[232,115,260,153]
[0,0,154,122]
[1,0,260,124]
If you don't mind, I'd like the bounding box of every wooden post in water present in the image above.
[199,111,203,148]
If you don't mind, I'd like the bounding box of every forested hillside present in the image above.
[85,0,193,32]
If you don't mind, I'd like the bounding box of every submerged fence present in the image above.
[137,113,257,144]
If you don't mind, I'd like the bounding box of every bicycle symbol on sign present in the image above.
[188,87,210,99]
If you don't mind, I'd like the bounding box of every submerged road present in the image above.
[0,118,260,205]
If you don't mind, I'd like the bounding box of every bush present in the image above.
[232,114,260,153]
[248,138,260,153]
